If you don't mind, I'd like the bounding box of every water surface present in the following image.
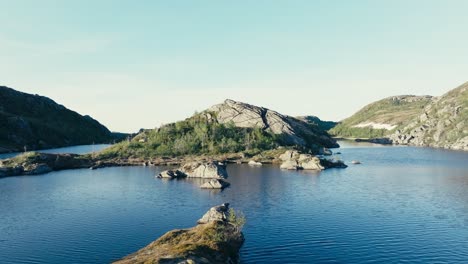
[1,143,467,263]
[0,144,111,160]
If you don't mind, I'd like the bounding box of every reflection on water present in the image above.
[0,144,467,263]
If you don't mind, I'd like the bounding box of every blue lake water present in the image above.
[1,142,467,263]
[0,144,112,160]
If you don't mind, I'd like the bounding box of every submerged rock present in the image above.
[200,179,230,189]
[180,161,228,179]
[114,203,245,264]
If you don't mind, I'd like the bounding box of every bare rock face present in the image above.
[208,99,339,149]
[197,203,230,224]
[179,161,228,179]
[200,179,230,189]
[389,82,468,151]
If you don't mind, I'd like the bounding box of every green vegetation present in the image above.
[99,113,289,159]
[0,86,124,152]
[329,95,432,138]
[329,126,388,139]
[227,208,246,233]
[299,116,337,131]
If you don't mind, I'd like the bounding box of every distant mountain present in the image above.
[297,116,338,131]
[101,99,338,159]
[0,86,123,153]
[329,95,433,139]
[389,82,467,150]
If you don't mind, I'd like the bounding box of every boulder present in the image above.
[248,160,262,166]
[300,156,325,170]
[279,150,347,170]
[157,169,186,179]
[197,203,230,224]
[180,161,228,179]
[200,179,230,189]
[280,159,300,170]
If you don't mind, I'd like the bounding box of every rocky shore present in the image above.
[113,203,245,264]
[0,148,347,178]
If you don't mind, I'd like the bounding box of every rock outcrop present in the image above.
[179,161,228,179]
[208,99,339,149]
[279,150,347,170]
[0,152,93,177]
[158,169,186,179]
[114,203,245,264]
[389,82,468,151]
[200,179,230,189]
[197,203,230,224]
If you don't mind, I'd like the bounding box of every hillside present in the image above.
[99,99,338,159]
[297,116,338,131]
[329,95,433,138]
[389,82,468,150]
[0,86,121,153]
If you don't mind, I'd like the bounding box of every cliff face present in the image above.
[389,82,468,150]
[0,86,117,152]
[208,99,338,149]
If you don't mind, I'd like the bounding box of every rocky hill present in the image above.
[329,95,433,139]
[208,99,338,148]
[0,86,120,153]
[100,99,338,159]
[389,82,467,150]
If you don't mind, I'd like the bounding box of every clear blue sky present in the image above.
[1,0,467,132]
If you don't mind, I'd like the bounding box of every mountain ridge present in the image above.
[0,86,122,153]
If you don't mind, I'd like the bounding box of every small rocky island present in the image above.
[113,203,245,264]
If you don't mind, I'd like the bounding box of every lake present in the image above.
[0,144,112,160]
[1,142,467,263]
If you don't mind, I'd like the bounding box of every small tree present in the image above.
[227,208,246,233]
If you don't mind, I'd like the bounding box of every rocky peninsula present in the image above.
[113,203,245,264]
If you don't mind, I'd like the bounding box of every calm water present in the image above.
[0,144,112,160]
[1,143,468,263]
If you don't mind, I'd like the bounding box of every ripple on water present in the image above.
[1,146,468,263]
